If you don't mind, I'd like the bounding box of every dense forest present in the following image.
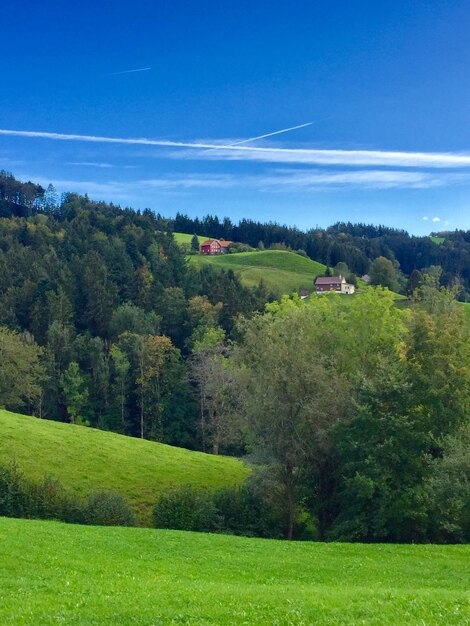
[2,171,470,543]
[0,171,271,448]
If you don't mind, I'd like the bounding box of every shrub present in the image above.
[85,490,137,527]
[29,475,85,524]
[153,486,219,532]
[213,485,284,538]
[0,461,30,518]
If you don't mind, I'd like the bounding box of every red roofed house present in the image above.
[315,275,355,295]
[200,239,232,255]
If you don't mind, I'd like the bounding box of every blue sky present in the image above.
[2,0,470,234]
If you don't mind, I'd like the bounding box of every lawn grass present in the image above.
[1,517,469,625]
[0,410,249,525]
[189,249,326,295]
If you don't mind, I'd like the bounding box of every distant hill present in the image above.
[189,250,326,295]
[0,410,249,525]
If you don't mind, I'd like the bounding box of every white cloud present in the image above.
[432,217,441,222]
[4,128,470,169]
[422,216,429,221]
[258,169,450,190]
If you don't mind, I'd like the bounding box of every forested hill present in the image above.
[0,171,271,446]
[172,213,470,297]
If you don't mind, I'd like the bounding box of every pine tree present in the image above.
[191,234,200,253]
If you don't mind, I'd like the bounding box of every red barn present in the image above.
[200,239,232,255]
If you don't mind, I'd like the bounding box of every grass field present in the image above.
[430,236,445,245]
[1,517,469,625]
[189,249,326,295]
[0,410,249,525]
[173,232,208,246]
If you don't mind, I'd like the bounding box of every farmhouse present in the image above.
[315,275,355,295]
[200,239,232,255]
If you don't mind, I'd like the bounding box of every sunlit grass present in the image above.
[0,410,249,525]
[1,517,469,625]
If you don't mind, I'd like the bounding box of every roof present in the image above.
[201,239,232,247]
[315,276,343,285]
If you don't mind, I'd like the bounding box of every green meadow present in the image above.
[189,249,326,294]
[1,517,469,625]
[173,232,208,246]
[0,410,249,525]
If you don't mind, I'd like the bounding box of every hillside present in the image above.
[1,517,469,625]
[0,410,249,525]
[189,249,326,294]
[173,232,208,246]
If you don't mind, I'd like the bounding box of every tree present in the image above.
[0,327,44,412]
[190,343,241,455]
[369,256,401,292]
[110,345,130,430]
[190,234,200,253]
[407,269,423,295]
[235,298,351,539]
[120,333,178,440]
[60,362,89,425]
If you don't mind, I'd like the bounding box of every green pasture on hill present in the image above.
[189,249,326,294]
[0,410,248,525]
[430,236,445,245]
[173,232,208,246]
[1,517,469,625]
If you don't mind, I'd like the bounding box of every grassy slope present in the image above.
[1,518,470,625]
[173,232,208,245]
[430,236,445,245]
[190,249,326,294]
[0,410,248,525]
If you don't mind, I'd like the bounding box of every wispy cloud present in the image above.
[258,169,453,190]
[3,128,470,169]
[16,169,465,199]
[107,67,152,76]
[432,216,441,222]
[68,161,115,168]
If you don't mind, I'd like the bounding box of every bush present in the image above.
[213,485,284,538]
[85,490,137,527]
[0,461,30,518]
[228,242,255,253]
[153,486,219,532]
[153,483,285,538]
[29,475,85,524]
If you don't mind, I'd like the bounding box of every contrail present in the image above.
[219,122,313,147]
[2,128,470,167]
[108,67,152,75]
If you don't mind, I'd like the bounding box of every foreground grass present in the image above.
[1,517,469,625]
[0,410,248,525]
[190,249,326,295]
